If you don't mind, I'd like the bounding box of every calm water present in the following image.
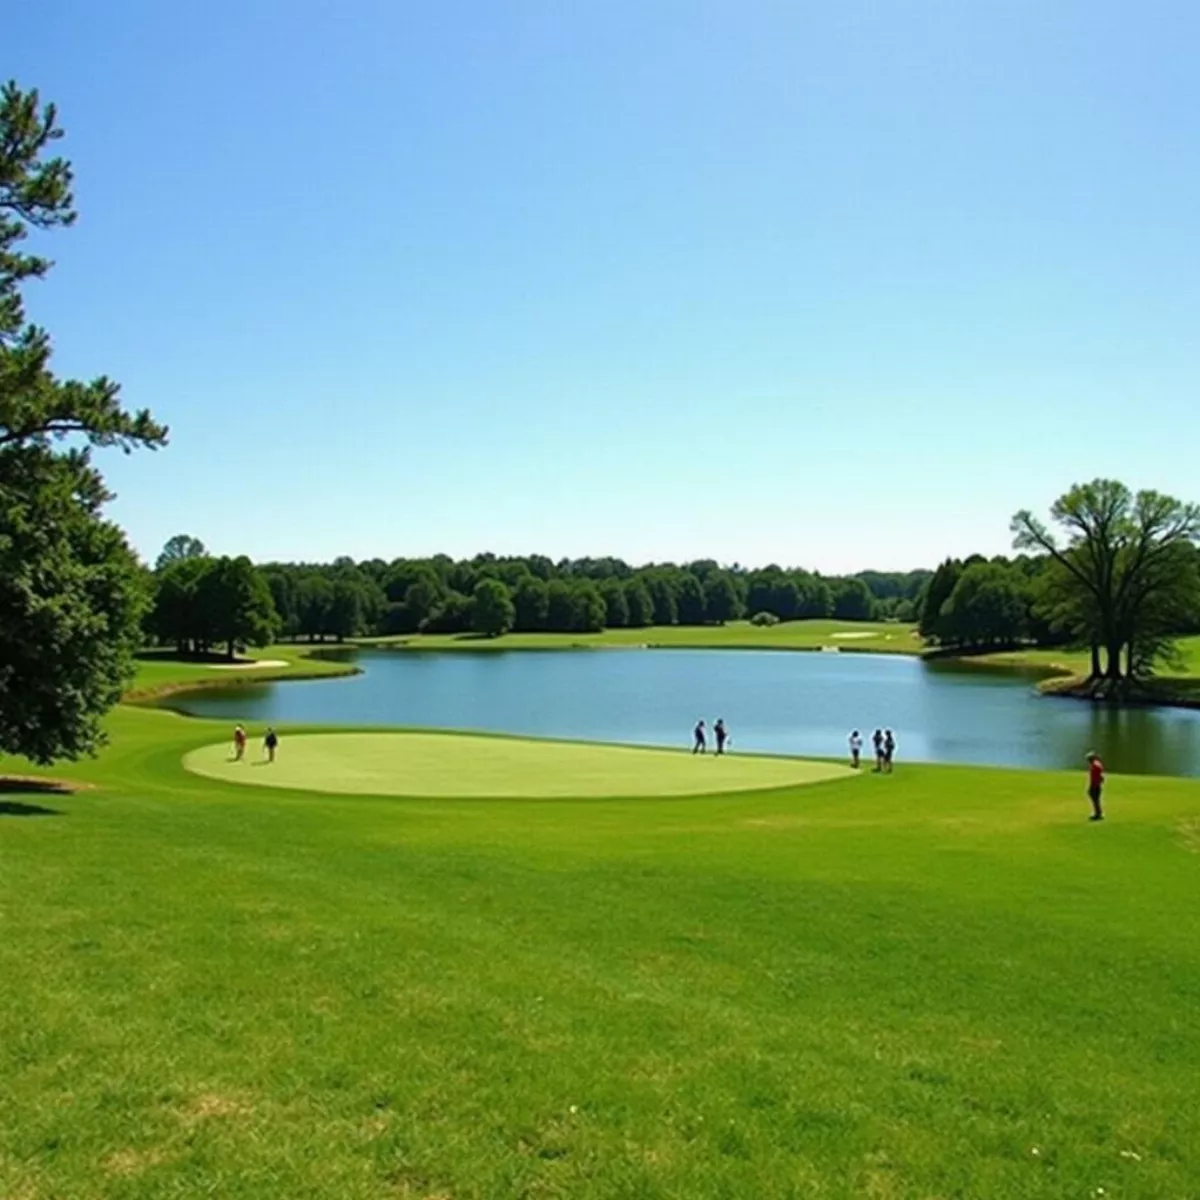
[162,648,1200,776]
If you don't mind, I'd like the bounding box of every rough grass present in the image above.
[358,619,920,656]
[183,731,854,798]
[3,705,1200,1197]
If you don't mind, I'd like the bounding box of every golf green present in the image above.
[183,732,854,797]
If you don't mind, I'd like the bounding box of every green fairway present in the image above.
[4,704,1200,1198]
[358,617,920,655]
[184,731,853,797]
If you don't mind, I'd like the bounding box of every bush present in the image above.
[749,611,780,627]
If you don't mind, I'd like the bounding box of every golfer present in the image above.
[714,718,728,755]
[693,720,707,754]
[1086,751,1105,820]
[849,730,863,769]
[883,729,896,773]
[264,727,279,763]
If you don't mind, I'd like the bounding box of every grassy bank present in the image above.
[3,706,1200,1196]
[124,644,359,704]
[954,635,1200,706]
[358,618,920,655]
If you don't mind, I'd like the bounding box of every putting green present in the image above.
[183,733,854,798]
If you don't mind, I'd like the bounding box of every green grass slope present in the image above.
[2,706,1199,1197]
[125,644,358,702]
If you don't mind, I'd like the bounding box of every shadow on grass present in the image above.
[0,800,61,817]
[0,777,81,815]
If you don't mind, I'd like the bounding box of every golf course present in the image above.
[5,25,1200,1200]
[4,650,1200,1199]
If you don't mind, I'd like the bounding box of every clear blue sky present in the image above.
[11,1,1199,573]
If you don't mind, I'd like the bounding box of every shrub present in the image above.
[749,611,780,627]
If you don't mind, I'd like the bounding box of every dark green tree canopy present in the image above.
[1,81,165,763]
[473,578,515,638]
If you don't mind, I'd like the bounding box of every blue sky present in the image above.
[10,1,1199,572]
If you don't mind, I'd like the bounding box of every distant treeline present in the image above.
[145,538,1200,664]
[146,540,931,654]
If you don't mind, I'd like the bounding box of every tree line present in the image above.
[148,541,932,649]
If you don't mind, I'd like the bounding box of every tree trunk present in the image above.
[1105,639,1123,680]
[1090,641,1101,679]
[226,640,235,661]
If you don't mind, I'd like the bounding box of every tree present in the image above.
[196,557,278,660]
[296,575,333,641]
[513,576,549,631]
[149,556,212,653]
[0,82,166,763]
[327,577,366,641]
[939,563,1029,649]
[569,580,606,632]
[1013,480,1200,682]
[918,559,962,641]
[644,572,678,626]
[263,569,299,639]
[703,572,742,624]
[623,579,654,628]
[0,453,151,763]
[546,580,575,632]
[419,590,473,634]
[831,578,876,621]
[676,572,707,625]
[600,578,629,628]
[155,534,207,571]
[472,578,515,637]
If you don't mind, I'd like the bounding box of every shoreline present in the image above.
[923,648,1200,711]
[123,653,361,708]
[128,638,1200,718]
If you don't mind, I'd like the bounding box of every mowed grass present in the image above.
[360,618,920,656]
[970,634,1200,702]
[126,644,357,702]
[3,707,1200,1197]
[185,732,853,798]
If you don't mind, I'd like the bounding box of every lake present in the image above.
[161,648,1200,776]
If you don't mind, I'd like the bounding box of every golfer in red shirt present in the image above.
[1086,752,1105,821]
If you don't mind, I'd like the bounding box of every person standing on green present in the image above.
[264,727,279,764]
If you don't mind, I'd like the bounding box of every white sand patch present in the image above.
[830,631,877,640]
[206,659,290,670]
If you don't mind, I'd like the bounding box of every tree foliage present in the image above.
[1,81,165,762]
[473,578,515,637]
[1013,480,1200,681]
[155,533,207,571]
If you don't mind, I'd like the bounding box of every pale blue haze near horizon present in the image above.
[9,1,1199,573]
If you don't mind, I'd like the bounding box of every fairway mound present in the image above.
[183,733,853,799]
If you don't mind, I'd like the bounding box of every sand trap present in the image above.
[183,733,855,799]
[830,632,878,640]
[205,659,290,671]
